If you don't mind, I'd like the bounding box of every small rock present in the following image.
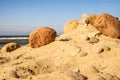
[59,38,70,41]
[82,13,97,26]
[103,47,111,51]
[80,52,88,57]
[1,42,20,53]
[85,18,90,25]
[94,33,102,38]
[96,47,104,54]
[89,37,99,43]
[84,36,90,41]
[44,65,49,68]
[72,68,80,72]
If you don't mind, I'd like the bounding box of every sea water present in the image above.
[0,35,29,49]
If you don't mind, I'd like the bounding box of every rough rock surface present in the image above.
[64,20,80,34]
[1,42,20,53]
[82,13,97,26]
[29,27,56,48]
[63,14,97,34]
[95,13,120,38]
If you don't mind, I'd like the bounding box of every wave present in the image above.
[0,36,29,49]
[0,37,29,40]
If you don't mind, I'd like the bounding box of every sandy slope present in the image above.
[0,24,120,80]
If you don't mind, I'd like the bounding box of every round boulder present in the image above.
[64,20,80,34]
[94,13,120,38]
[29,27,56,48]
[1,42,20,53]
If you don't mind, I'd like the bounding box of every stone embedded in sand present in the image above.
[59,38,70,41]
[103,46,111,51]
[95,13,120,38]
[89,37,99,43]
[64,20,80,33]
[29,27,56,48]
[96,47,104,54]
[80,52,88,57]
[72,68,80,73]
[1,42,20,53]
[84,36,90,41]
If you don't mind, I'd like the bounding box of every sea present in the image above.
[0,35,29,49]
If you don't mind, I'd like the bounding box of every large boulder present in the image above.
[64,20,80,34]
[29,27,56,48]
[94,13,120,38]
[1,42,20,53]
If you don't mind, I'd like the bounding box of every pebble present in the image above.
[59,38,70,41]
[96,48,104,54]
[89,37,99,43]
[80,52,88,57]
[92,75,105,80]
[103,47,111,51]
[44,65,49,68]
[94,33,102,38]
[85,18,90,25]
[84,36,90,41]
[72,68,80,72]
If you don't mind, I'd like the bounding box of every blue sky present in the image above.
[0,0,120,35]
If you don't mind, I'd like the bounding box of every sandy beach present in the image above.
[0,14,120,80]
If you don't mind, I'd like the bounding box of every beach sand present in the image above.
[0,24,120,80]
